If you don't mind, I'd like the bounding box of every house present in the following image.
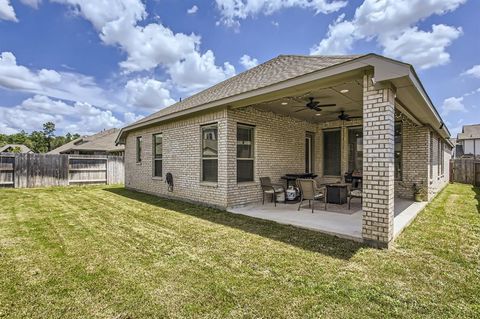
[0,144,33,153]
[116,53,452,248]
[48,128,124,156]
[455,124,480,158]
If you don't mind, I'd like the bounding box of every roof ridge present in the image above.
[278,54,366,58]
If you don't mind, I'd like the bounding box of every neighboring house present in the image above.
[456,124,480,158]
[48,128,124,156]
[0,144,33,153]
[116,53,452,248]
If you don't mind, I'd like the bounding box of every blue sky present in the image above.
[0,0,478,136]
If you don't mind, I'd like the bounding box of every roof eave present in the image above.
[116,53,450,144]
[116,55,375,144]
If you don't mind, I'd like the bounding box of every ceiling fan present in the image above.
[338,110,362,121]
[293,97,336,113]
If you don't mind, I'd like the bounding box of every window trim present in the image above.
[201,123,219,183]
[236,123,255,183]
[347,126,363,174]
[322,128,342,177]
[136,136,142,163]
[152,133,163,178]
[394,122,403,181]
[305,132,315,174]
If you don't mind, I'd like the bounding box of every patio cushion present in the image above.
[314,193,324,200]
[350,189,362,197]
[264,186,284,193]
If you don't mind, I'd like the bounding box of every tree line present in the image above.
[0,122,80,153]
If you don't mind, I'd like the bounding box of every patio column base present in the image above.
[363,238,393,249]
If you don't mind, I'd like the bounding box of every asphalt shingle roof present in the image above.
[0,144,32,153]
[457,124,480,140]
[48,128,124,154]
[132,54,365,127]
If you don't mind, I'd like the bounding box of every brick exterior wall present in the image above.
[361,73,395,247]
[124,109,230,208]
[428,130,451,200]
[226,107,317,207]
[394,119,430,199]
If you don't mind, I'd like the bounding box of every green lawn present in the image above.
[0,184,479,318]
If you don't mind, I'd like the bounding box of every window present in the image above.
[348,127,363,173]
[153,133,163,177]
[437,139,441,176]
[136,136,142,163]
[202,124,218,182]
[237,124,254,182]
[394,123,402,180]
[323,129,341,176]
[305,133,314,174]
[430,133,434,179]
[441,141,444,175]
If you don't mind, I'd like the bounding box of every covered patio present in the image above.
[225,57,441,247]
[228,199,427,242]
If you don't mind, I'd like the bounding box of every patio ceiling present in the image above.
[250,77,364,123]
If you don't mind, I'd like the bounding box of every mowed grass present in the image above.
[0,184,479,318]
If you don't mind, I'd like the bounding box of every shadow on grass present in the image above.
[104,187,365,260]
[473,186,480,214]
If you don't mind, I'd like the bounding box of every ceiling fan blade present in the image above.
[294,108,308,113]
[316,104,336,108]
[349,116,362,119]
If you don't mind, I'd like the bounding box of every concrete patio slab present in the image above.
[228,198,427,242]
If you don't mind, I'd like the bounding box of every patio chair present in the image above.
[259,177,285,207]
[296,178,327,213]
[348,188,363,209]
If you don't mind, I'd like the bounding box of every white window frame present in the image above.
[136,136,142,163]
[152,133,163,178]
[201,123,218,183]
[236,124,255,183]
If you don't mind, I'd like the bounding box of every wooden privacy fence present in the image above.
[450,158,480,186]
[0,153,124,188]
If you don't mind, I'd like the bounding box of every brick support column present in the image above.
[362,73,395,248]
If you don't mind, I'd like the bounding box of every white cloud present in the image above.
[124,112,143,124]
[310,14,355,55]
[311,0,466,69]
[442,96,466,115]
[168,50,236,93]
[462,65,480,78]
[103,22,200,72]
[125,78,176,110]
[239,54,258,69]
[0,0,17,21]
[382,25,462,70]
[187,5,198,14]
[0,51,113,107]
[20,0,41,9]
[0,95,125,135]
[215,0,347,27]
[52,0,234,92]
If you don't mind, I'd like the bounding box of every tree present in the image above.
[0,122,80,154]
[30,131,48,153]
[42,122,56,152]
[10,146,21,154]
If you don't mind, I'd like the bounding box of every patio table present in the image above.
[325,183,349,204]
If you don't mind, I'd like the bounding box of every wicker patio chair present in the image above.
[296,178,327,213]
[259,177,285,207]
